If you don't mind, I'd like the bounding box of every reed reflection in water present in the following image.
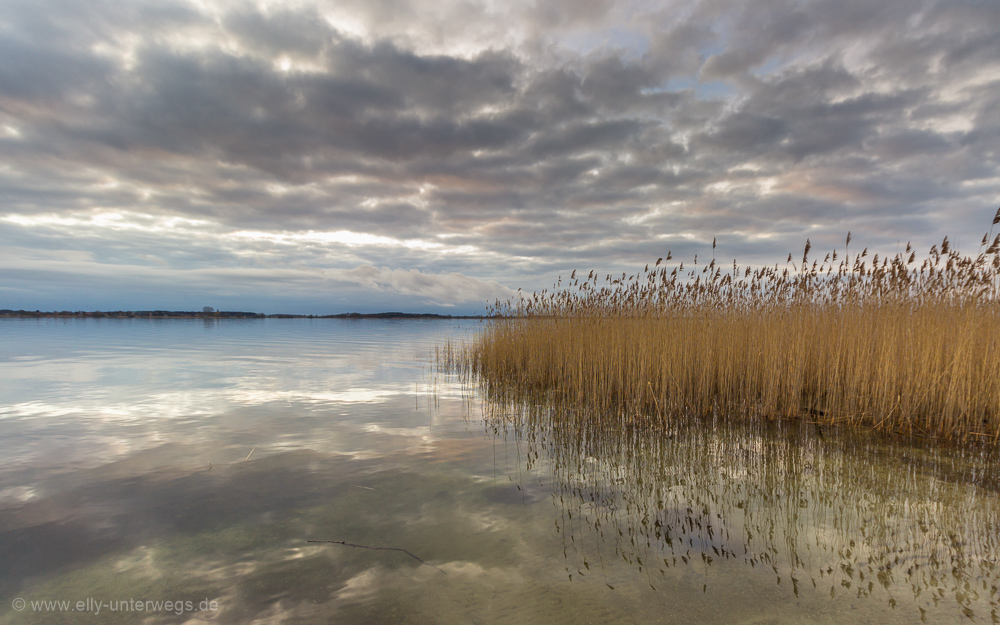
[482,399,1000,623]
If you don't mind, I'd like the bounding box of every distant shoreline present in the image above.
[0,309,489,320]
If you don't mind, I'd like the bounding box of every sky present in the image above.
[1,0,998,315]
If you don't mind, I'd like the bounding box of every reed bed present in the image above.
[465,213,1000,441]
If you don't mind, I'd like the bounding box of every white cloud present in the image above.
[338,265,516,306]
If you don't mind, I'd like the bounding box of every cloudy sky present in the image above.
[1,0,998,314]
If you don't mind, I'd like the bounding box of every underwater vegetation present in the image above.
[480,401,1000,622]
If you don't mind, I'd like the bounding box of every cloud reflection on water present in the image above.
[5,319,998,623]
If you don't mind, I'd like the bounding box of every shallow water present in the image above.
[1,318,998,623]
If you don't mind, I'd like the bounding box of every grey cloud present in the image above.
[869,130,953,161]
[1,0,998,313]
[526,119,649,158]
[531,0,616,29]
[518,68,594,123]
[0,31,113,104]
[697,112,787,156]
[579,55,658,109]
[699,50,757,81]
[224,6,333,59]
[644,21,714,79]
[339,265,516,306]
[699,3,813,80]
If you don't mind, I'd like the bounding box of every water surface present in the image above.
[1,318,998,623]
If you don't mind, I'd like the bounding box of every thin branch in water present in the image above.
[307,540,446,574]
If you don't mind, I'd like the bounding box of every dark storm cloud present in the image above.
[1,0,998,312]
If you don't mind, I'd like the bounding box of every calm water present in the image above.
[1,318,999,623]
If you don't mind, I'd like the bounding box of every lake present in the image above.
[1,318,998,623]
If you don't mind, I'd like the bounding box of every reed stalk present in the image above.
[464,216,1000,441]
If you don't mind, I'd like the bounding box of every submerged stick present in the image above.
[307,540,446,574]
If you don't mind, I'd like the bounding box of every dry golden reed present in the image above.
[465,212,1000,441]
